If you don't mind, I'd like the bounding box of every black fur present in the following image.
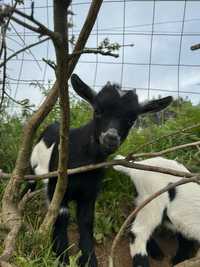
[132,254,150,267]
[129,232,136,244]
[161,207,172,225]
[28,74,172,267]
[168,183,176,201]
[172,233,199,265]
[146,238,164,261]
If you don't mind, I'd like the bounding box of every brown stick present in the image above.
[0,37,50,68]
[0,160,195,181]
[109,176,200,267]
[1,5,55,38]
[191,43,200,51]
[39,0,70,234]
[70,48,119,58]
[127,140,200,160]
[0,188,37,263]
[2,138,200,181]
[0,158,196,182]
[128,123,200,155]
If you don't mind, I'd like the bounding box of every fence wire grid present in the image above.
[1,0,200,113]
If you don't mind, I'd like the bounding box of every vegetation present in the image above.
[0,97,200,266]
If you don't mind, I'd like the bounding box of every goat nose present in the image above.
[104,132,120,146]
[106,133,118,142]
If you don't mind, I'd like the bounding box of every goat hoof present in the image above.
[171,256,182,266]
[78,254,98,267]
[147,239,165,261]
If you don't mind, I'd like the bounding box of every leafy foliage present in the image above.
[1,97,200,265]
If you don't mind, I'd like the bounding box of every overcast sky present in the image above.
[2,0,200,113]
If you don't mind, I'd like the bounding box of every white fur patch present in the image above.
[118,90,128,97]
[129,232,147,257]
[31,140,55,184]
[114,155,200,256]
[99,128,120,145]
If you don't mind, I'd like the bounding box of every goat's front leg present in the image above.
[129,200,165,267]
[77,199,97,267]
[52,207,69,265]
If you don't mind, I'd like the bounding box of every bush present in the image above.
[1,98,200,265]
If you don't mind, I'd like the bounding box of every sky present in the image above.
[2,0,200,113]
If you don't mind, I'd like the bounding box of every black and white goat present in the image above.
[29,74,172,267]
[114,156,200,267]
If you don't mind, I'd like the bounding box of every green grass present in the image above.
[1,99,200,265]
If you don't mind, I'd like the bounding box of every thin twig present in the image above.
[0,1,19,111]
[0,158,196,182]
[128,123,200,156]
[1,5,56,38]
[10,16,45,35]
[0,1,18,58]
[3,91,34,111]
[127,140,200,161]
[0,37,7,111]
[42,58,56,70]
[1,139,200,181]
[191,43,200,51]
[69,48,119,58]
[0,37,50,68]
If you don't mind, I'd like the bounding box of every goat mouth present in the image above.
[101,142,120,153]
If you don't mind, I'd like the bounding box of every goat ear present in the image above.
[139,96,173,114]
[71,74,96,104]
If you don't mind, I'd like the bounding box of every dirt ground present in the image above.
[69,227,177,267]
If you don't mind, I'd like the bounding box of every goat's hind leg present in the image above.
[147,237,164,261]
[129,202,165,267]
[172,233,199,265]
[52,207,69,265]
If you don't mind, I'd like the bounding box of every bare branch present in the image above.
[129,123,200,155]
[0,215,21,262]
[0,1,19,111]
[109,175,200,267]
[69,48,119,58]
[39,0,70,234]
[0,5,56,38]
[127,140,200,161]
[2,139,200,181]
[0,36,7,111]
[0,37,50,68]
[0,187,43,264]
[30,1,34,19]
[68,0,104,74]
[191,43,200,51]
[42,58,56,70]
[0,1,18,58]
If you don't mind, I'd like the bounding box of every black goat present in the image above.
[29,74,172,267]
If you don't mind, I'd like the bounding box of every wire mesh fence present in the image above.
[1,0,200,113]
